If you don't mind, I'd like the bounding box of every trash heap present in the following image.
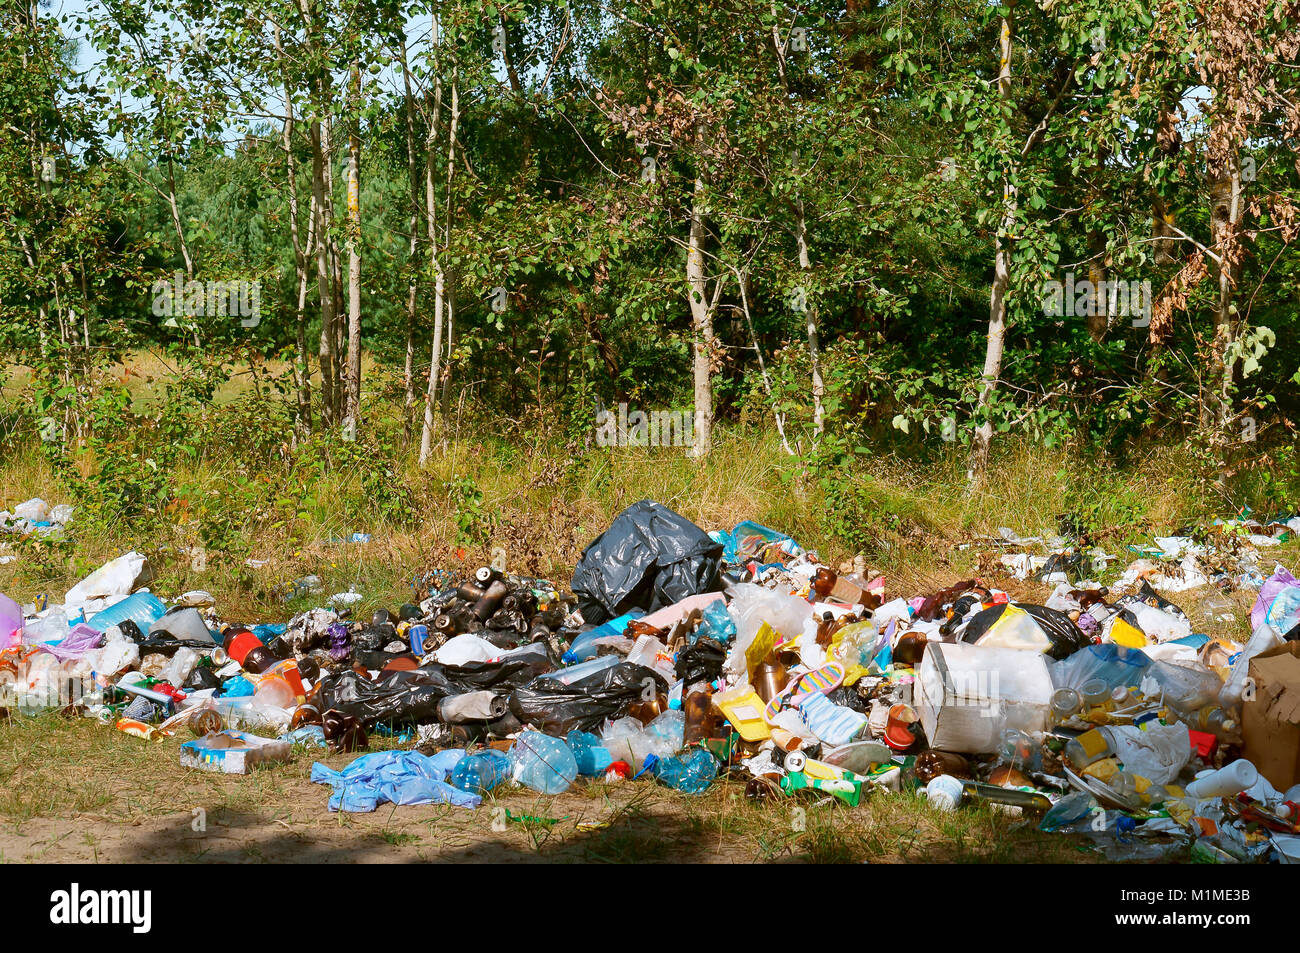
[4,498,1300,862]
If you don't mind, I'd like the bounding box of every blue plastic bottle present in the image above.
[87,592,167,635]
[562,610,646,663]
[650,748,718,794]
[450,749,511,794]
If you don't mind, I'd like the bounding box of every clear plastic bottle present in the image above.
[650,749,718,794]
[509,731,578,794]
[1064,727,1116,768]
[450,750,511,794]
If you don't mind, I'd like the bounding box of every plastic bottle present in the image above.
[86,592,166,636]
[549,653,621,685]
[509,731,578,794]
[915,750,972,784]
[567,730,613,776]
[450,749,511,794]
[1039,791,1097,832]
[1064,727,1116,769]
[1050,687,1082,723]
[562,610,646,663]
[650,749,718,794]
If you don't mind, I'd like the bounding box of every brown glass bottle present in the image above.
[914,749,972,784]
[683,690,721,743]
[812,568,837,600]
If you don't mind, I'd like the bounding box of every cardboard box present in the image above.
[1242,643,1300,791]
[180,730,291,775]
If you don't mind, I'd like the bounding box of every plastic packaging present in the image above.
[1049,643,1153,692]
[916,641,1053,752]
[1141,660,1224,713]
[65,551,150,605]
[509,731,578,794]
[160,648,199,688]
[570,500,723,625]
[1220,623,1283,709]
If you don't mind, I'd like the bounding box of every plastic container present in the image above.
[562,610,645,663]
[509,731,578,794]
[915,641,1053,753]
[87,592,166,636]
[450,750,511,794]
[1064,727,1116,768]
[1050,687,1081,723]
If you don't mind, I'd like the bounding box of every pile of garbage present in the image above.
[4,498,1300,862]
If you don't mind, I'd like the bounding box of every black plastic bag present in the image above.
[570,499,723,625]
[509,662,670,735]
[957,602,1090,660]
[317,651,554,728]
[675,636,727,684]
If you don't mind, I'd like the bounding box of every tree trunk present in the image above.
[418,17,447,466]
[1206,155,1243,480]
[796,202,824,439]
[968,12,1017,486]
[343,61,362,441]
[687,166,714,459]
[310,111,337,429]
[277,24,313,438]
[400,36,421,444]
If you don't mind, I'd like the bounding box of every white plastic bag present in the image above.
[1108,723,1191,786]
[65,551,150,605]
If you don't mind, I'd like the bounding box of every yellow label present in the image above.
[745,622,778,679]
